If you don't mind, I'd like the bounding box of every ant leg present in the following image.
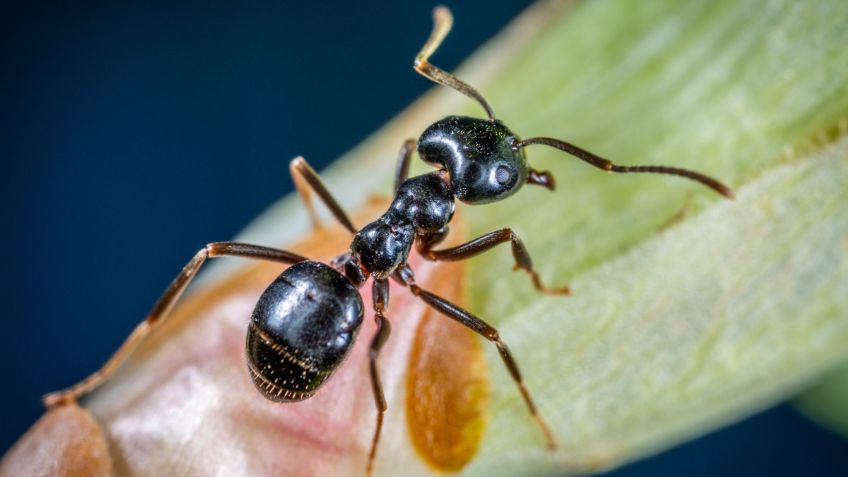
[289,156,357,233]
[366,279,392,477]
[415,226,450,254]
[400,273,557,450]
[394,139,417,193]
[414,7,497,121]
[42,242,307,408]
[419,228,570,295]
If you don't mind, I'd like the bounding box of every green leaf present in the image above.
[796,362,848,439]
[470,135,848,475]
[238,0,848,474]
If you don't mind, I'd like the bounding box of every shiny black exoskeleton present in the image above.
[44,8,733,477]
[351,173,453,278]
[249,115,529,396]
[419,116,529,204]
[246,261,363,401]
[347,116,526,280]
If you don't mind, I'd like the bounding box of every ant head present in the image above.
[418,116,529,204]
[412,8,733,204]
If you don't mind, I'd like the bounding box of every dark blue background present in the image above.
[1,1,845,475]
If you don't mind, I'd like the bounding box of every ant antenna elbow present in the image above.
[415,7,453,67]
[414,6,498,121]
[517,137,734,199]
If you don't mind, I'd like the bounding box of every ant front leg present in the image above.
[289,156,357,233]
[415,226,450,253]
[42,242,306,407]
[366,279,392,477]
[396,267,558,450]
[394,139,417,193]
[419,228,570,295]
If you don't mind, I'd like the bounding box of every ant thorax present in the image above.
[350,172,455,279]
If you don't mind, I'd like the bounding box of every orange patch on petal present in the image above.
[405,258,490,472]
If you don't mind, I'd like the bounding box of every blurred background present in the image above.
[1,1,845,475]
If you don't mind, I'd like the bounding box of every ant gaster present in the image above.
[43,7,733,476]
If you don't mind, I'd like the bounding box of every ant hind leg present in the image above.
[394,265,558,450]
[43,242,306,407]
[365,279,392,477]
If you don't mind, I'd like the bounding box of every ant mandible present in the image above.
[43,6,733,476]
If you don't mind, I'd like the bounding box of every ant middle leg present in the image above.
[43,242,307,408]
[289,156,357,233]
[418,228,570,295]
[366,279,392,477]
[395,267,557,450]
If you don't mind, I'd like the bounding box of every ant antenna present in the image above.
[415,6,498,121]
[517,137,735,198]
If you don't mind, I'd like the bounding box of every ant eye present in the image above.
[495,165,512,185]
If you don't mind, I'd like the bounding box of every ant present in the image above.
[43,6,733,476]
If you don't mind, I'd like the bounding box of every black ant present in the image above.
[43,7,733,476]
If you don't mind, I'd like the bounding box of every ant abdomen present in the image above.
[245,260,364,402]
